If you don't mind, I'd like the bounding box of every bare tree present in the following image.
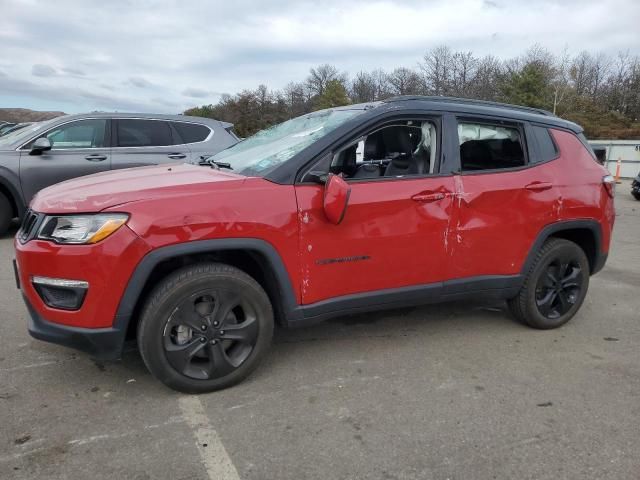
[470,55,502,100]
[283,81,309,116]
[371,69,392,100]
[420,45,453,95]
[387,67,423,96]
[551,47,572,114]
[306,64,346,96]
[449,51,478,97]
[350,71,378,103]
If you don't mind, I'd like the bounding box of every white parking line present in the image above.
[178,395,240,480]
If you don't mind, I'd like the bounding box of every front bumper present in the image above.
[24,294,126,360]
[15,223,151,357]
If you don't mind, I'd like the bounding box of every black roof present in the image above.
[379,95,582,133]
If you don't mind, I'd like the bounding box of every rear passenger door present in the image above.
[111,118,190,169]
[449,117,560,280]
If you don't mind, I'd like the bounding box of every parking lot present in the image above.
[1,182,638,480]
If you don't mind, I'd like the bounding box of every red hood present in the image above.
[30,163,246,213]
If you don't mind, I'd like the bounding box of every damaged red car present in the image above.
[14,96,615,392]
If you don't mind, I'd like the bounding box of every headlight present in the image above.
[37,214,129,244]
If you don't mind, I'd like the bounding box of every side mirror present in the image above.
[30,137,52,156]
[305,170,329,184]
[323,174,351,225]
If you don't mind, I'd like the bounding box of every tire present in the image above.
[632,191,640,201]
[0,193,13,236]
[137,262,274,393]
[508,238,590,330]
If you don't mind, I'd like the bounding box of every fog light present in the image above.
[31,276,89,310]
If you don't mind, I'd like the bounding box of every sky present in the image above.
[1,0,639,114]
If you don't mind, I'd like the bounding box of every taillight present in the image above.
[603,175,616,198]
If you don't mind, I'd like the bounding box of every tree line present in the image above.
[185,45,640,139]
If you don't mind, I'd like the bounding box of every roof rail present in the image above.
[385,95,554,117]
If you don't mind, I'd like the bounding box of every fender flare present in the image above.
[112,238,302,334]
[520,219,605,276]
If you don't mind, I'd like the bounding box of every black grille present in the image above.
[18,210,42,243]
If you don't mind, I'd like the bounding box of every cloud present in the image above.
[483,0,501,8]
[181,87,211,98]
[61,66,86,76]
[0,0,638,114]
[0,74,176,113]
[127,76,153,88]
[31,64,57,77]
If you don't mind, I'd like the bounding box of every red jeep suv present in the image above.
[14,97,615,393]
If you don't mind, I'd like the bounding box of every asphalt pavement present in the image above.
[1,182,639,480]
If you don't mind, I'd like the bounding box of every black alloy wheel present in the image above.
[163,289,259,380]
[534,258,584,319]
[138,263,274,393]
[508,238,590,329]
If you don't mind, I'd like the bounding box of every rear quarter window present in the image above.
[172,122,211,144]
[530,126,558,164]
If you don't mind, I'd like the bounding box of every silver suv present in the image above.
[0,112,238,234]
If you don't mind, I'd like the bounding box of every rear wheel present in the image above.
[0,193,13,236]
[508,238,590,329]
[137,263,274,393]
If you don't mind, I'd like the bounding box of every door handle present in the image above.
[168,153,186,159]
[85,154,107,162]
[411,192,447,202]
[525,181,552,192]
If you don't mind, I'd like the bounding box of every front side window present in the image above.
[117,119,172,147]
[26,119,107,150]
[458,122,525,171]
[324,120,438,180]
[206,108,365,176]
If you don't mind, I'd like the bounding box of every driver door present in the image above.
[294,118,455,306]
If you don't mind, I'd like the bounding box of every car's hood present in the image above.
[31,163,246,213]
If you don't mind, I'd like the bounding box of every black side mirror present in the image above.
[305,170,329,184]
[30,137,52,156]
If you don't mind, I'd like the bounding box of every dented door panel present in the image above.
[449,166,559,279]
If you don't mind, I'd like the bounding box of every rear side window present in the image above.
[116,119,172,147]
[458,122,526,171]
[172,122,211,144]
[531,126,558,164]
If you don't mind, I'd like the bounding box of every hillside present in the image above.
[0,108,65,123]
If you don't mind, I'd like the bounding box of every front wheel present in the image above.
[508,238,590,329]
[137,263,274,393]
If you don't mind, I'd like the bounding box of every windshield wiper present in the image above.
[199,155,233,170]
[210,160,233,170]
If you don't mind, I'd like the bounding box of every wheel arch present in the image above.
[115,239,302,341]
[522,220,605,276]
[0,174,25,219]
